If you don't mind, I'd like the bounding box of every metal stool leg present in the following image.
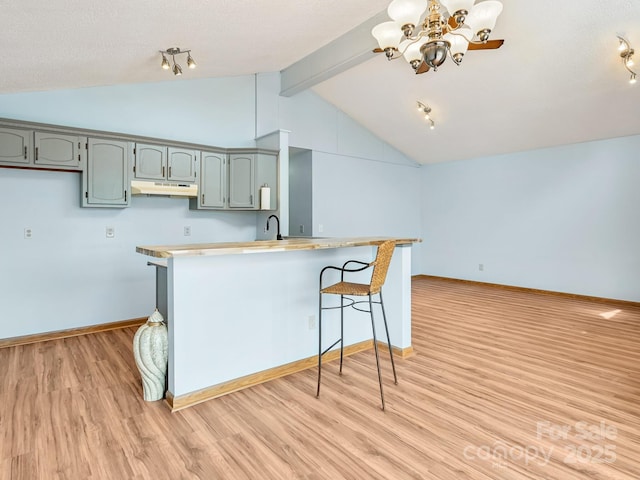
[379,290,397,385]
[317,290,323,397]
[339,294,345,374]
[369,294,385,410]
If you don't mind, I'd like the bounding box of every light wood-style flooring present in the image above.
[1,277,640,479]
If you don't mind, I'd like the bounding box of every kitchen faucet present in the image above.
[266,214,283,240]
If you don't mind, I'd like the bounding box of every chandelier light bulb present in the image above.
[187,54,197,69]
[618,39,627,52]
[626,57,634,68]
[429,123,435,130]
[161,54,170,70]
[631,73,637,85]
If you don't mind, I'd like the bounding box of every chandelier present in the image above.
[371,0,503,74]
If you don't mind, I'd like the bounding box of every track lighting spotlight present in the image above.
[161,54,170,70]
[159,47,196,76]
[187,53,197,69]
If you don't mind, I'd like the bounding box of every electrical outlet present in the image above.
[318,224,324,233]
[24,228,33,239]
[308,315,316,330]
[184,226,191,236]
[106,226,115,238]
[263,226,268,234]
[479,263,484,271]
[299,224,304,234]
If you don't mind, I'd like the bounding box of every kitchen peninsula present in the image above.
[136,236,419,410]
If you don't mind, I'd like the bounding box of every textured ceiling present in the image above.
[0,0,390,93]
[313,0,640,163]
[1,0,639,164]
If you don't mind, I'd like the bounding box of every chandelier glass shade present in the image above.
[372,0,503,72]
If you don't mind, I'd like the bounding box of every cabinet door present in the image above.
[255,152,278,211]
[135,143,166,180]
[168,147,197,182]
[200,152,226,208]
[228,154,255,208]
[84,138,132,207]
[34,132,83,170]
[0,127,32,165]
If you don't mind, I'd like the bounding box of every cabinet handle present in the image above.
[162,166,165,177]
[250,194,253,205]
[78,154,80,162]
[24,146,27,159]
[124,191,127,202]
[35,147,39,161]
[169,166,172,177]
[201,194,205,203]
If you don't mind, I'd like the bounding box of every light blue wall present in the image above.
[421,135,640,302]
[0,74,422,339]
[278,89,424,271]
[0,76,261,338]
[0,76,256,147]
[0,168,257,338]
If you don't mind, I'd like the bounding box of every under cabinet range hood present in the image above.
[131,180,198,198]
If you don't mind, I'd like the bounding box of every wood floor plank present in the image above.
[2,276,640,479]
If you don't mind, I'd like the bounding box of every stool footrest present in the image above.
[321,338,342,356]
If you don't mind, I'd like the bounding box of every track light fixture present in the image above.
[417,101,435,129]
[617,36,637,85]
[159,47,196,76]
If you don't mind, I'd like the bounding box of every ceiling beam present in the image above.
[280,11,387,97]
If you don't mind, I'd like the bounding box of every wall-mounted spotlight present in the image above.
[617,36,637,85]
[159,47,197,76]
[417,101,435,130]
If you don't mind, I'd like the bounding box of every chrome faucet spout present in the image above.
[266,214,283,240]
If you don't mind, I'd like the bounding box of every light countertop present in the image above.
[136,236,421,258]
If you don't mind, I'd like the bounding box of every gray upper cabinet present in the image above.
[134,144,197,183]
[134,143,166,180]
[82,138,133,208]
[191,150,278,211]
[228,154,255,208]
[167,147,197,182]
[0,127,32,165]
[195,151,226,209]
[34,132,84,170]
[0,118,277,212]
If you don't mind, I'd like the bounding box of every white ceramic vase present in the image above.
[133,308,168,401]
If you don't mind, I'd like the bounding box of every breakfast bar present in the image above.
[136,236,419,410]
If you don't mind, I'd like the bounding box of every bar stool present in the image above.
[316,240,398,410]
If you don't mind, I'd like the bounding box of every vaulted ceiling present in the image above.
[2,0,639,164]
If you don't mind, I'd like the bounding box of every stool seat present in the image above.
[321,281,375,296]
[316,240,398,410]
